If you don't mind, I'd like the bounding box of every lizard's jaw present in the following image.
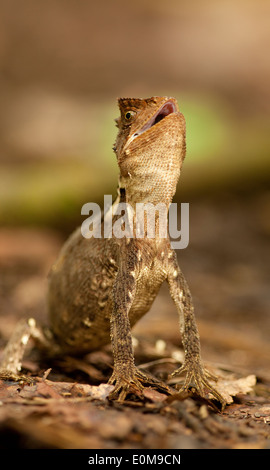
[127,100,178,145]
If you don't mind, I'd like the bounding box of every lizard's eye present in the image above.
[125,111,135,121]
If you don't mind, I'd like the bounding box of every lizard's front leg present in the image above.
[108,244,147,401]
[167,250,225,406]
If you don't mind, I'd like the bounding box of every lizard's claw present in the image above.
[171,360,226,408]
[108,366,149,401]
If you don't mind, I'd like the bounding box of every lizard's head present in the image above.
[114,96,186,205]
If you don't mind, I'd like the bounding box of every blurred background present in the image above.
[0,0,269,375]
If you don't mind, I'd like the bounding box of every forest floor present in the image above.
[0,191,269,449]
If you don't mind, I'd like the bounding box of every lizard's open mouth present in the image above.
[132,100,177,140]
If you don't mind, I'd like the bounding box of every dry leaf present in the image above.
[71,382,114,400]
[211,373,256,404]
[142,386,168,403]
[37,380,114,400]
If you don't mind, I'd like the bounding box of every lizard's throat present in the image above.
[119,166,180,208]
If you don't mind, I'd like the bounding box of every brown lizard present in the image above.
[0,96,224,405]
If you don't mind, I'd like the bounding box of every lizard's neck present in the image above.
[118,168,179,209]
[115,179,170,241]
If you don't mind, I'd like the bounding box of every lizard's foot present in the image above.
[108,366,150,401]
[0,369,34,384]
[171,360,226,408]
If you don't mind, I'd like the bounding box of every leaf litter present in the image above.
[0,209,270,449]
[0,342,268,450]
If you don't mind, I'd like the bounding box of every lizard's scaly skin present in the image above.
[1,97,225,405]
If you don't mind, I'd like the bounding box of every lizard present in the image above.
[0,96,224,406]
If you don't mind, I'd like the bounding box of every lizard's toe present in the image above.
[171,360,226,408]
[108,366,149,401]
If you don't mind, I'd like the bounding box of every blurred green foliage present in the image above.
[0,1,269,229]
[0,94,269,229]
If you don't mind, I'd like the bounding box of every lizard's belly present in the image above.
[49,263,165,353]
[48,231,166,353]
[129,263,166,327]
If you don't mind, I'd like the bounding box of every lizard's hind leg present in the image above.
[0,318,57,382]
